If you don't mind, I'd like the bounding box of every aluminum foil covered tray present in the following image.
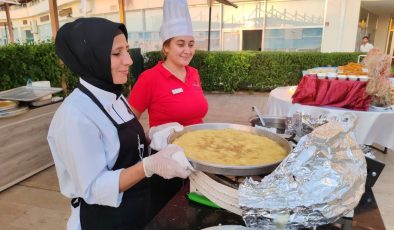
[0,86,63,102]
[239,113,367,229]
[168,123,292,176]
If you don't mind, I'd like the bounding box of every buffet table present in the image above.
[145,182,385,229]
[264,86,394,151]
[0,103,60,191]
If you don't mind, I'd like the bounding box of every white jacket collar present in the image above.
[80,78,119,108]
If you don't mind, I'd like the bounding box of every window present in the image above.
[145,8,162,32]
[189,5,221,51]
[264,28,323,51]
[266,0,324,28]
[221,0,324,51]
[223,2,265,29]
[194,31,220,51]
[223,31,240,51]
[38,23,52,41]
[125,10,144,32]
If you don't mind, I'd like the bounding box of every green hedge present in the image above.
[0,42,78,94]
[145,51,362,92]
[0,43,362,94]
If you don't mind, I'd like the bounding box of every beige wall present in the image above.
[374,15,391,51]
[321,0,361,52]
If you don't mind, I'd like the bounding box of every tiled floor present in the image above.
[0,92,392,229]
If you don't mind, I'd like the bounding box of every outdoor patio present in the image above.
[0,92,393,229]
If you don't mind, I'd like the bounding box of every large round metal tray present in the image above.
[168,123,292,176]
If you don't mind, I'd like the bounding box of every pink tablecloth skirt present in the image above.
[292,75,371,111]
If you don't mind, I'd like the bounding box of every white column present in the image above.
[17,27,23,43]
[374,15,391,52]
[321,0,361,52]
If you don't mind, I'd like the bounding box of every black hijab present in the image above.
[55,17,128,96]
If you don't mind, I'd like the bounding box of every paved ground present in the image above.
[0,92,393,229]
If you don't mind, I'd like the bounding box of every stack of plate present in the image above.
[0,100,29,118]
[189,171,242,215]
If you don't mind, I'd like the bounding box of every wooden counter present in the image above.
[0,103,60,191]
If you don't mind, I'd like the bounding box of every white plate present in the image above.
[327,72,337,78]
[357,76,369,82]
[335,75,369,82]
[347,76,357,81]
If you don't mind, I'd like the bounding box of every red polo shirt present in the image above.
[128,61,208,127]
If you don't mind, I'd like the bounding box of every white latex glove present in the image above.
[171,148,195,172]
[149,122,184,151]
[142,144,194,179]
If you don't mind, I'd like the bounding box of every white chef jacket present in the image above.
[360,43,373,52]
[47,79,136,230]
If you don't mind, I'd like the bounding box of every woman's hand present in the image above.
[149,122,184,150]
[142,144,194,179]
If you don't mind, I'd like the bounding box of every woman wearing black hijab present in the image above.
[47,18,193,230]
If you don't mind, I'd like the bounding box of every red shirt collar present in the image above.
[156,61,190,80]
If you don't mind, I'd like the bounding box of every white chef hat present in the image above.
[159,0,194,42]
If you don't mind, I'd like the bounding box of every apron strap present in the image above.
[78,83,118,127]
[120,96,134,116]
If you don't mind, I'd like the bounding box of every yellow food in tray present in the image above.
[173,129,288,166]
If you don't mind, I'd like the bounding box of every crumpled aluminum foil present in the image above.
[361,145,376,159]
[239,113,367,229]
[286,111,328,137]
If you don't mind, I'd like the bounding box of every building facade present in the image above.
[0,0,393,55]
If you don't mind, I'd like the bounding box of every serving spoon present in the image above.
[252,106,266,127]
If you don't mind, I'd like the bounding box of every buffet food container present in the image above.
[168,123,292,176]
[249,115,287,134]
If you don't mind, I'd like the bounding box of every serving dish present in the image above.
[249,115,287,134]
[168,123,292,176]
[0,100,19,111]
[0,86,63,102]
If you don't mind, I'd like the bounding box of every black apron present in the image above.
[149,153,184,218]
[73,83,150,230]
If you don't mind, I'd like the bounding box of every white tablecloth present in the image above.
[264,86,394,150]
